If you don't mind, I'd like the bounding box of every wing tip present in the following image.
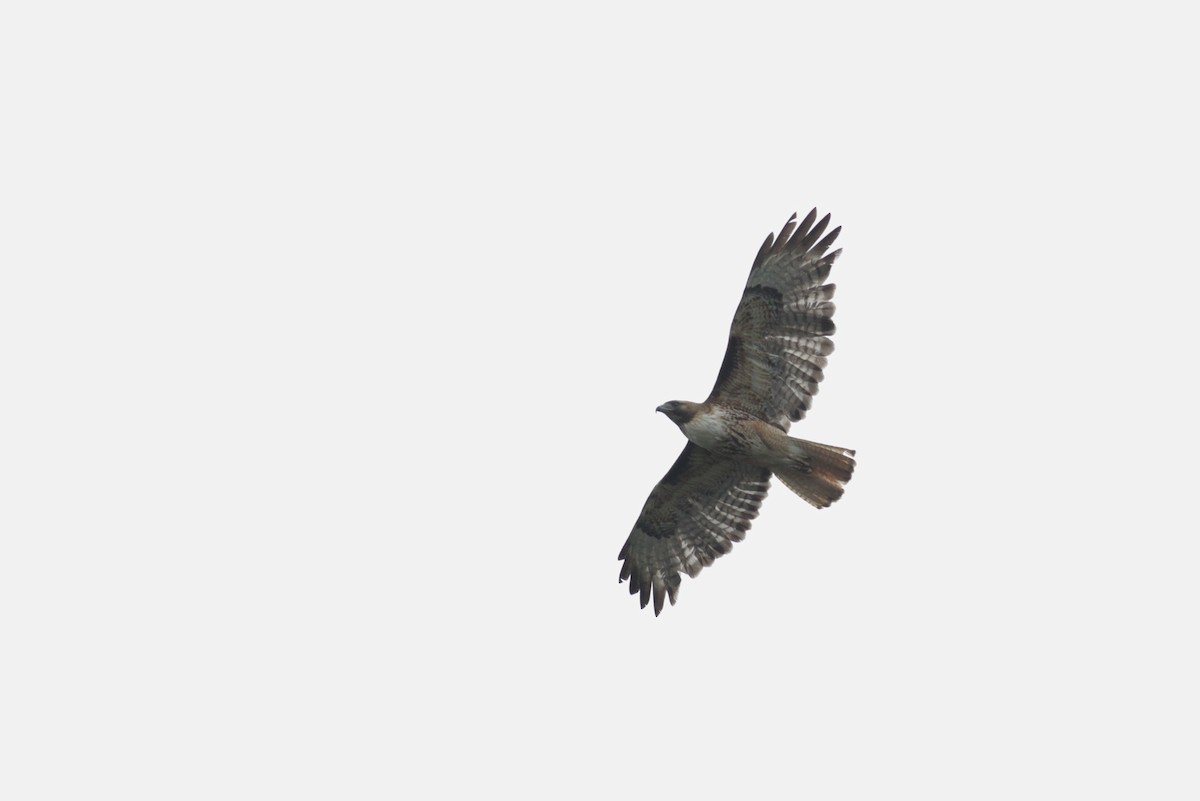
[752,207,842,272]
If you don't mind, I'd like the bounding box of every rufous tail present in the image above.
[773,439,856,509]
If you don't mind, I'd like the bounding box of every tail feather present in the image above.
[774,439,856,509]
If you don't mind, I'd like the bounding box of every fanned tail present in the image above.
[773,439,856,509]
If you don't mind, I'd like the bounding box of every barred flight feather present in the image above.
[706,209,844,431]
[618,443,771,615]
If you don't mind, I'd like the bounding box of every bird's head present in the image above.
[656,400,699,425]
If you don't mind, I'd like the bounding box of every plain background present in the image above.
[3,2,1198,798]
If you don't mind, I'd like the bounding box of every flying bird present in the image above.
[618,208,856,615]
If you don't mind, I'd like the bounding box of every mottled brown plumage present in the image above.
[619,209,856,615]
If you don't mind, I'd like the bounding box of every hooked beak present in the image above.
[655,404,668,414]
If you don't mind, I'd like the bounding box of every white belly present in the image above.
[678,406,796,467]
[680,407,780,461]
[680,410,732,451]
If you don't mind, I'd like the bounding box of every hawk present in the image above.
[618,208,856,615]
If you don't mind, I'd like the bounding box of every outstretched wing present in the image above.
[618,443,771,615]
[706,209,842,431]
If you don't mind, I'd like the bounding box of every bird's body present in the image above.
[619,208,856,615]
[665,401,798,470]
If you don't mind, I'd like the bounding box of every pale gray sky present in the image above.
[3,2,1198,798]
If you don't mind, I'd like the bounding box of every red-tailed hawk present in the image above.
[618,208,856,615]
